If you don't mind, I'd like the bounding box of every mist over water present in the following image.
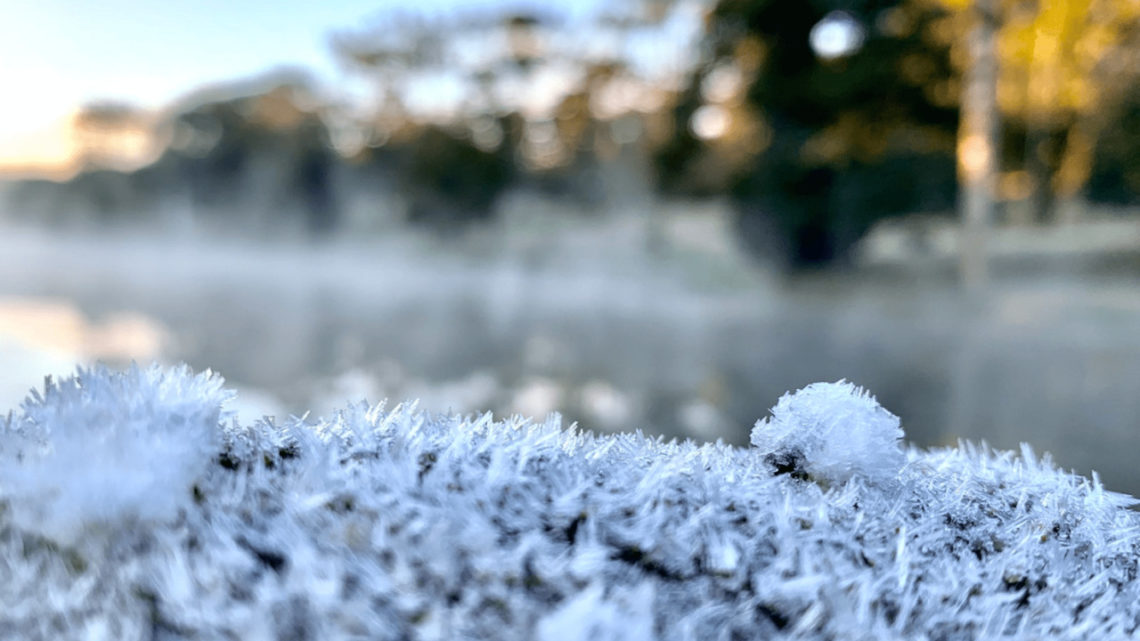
[3,204,1140,494]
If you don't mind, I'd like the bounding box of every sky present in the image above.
[0,0,601,174]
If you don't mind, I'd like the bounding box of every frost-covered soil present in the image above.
[2,367,1139,640]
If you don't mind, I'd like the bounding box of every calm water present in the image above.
[3,226,1139,494]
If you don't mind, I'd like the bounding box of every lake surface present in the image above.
[2,225,1139,494]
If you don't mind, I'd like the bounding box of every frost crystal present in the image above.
[751,380,904,484]
[1,366,1139,640]
[0,365,228,545]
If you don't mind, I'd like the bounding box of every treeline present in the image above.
[7,0,1139,267]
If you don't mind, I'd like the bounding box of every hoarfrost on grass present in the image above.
[1,367,1139,640]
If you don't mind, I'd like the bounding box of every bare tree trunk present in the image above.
[1054,117,1099,225]
[958,0,1000,294]
[1023,127,1054,223]
[1021,0,1073,225]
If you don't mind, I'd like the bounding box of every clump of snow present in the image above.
[751,380,905,485]
[1,365,1139,640]
[0,365,229,545]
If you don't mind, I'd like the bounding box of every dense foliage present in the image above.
[656,0,961,267]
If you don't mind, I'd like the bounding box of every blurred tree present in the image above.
[1088,82,1140,205]
[135,75,341,233]
[656,0,961,268]
[941,0,1140,221]
[332,11,535,230]
[72,101,154,171]
[656,0,1140,268]
[331,4,697,227]
[394,123,515,232]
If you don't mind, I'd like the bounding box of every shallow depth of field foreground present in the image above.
[2,366,1139,640]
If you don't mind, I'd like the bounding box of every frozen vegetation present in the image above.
[2,366,1139,640]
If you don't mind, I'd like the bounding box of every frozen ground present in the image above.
[2,367,1138,640]
[1,212,1139,493]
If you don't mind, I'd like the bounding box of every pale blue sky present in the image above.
[0,0,600,169]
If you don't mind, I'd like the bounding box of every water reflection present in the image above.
[0,295,280,423]
[0,296,166,409]
[0,297,165,362]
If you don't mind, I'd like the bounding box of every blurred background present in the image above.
[1,0,1139,490]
